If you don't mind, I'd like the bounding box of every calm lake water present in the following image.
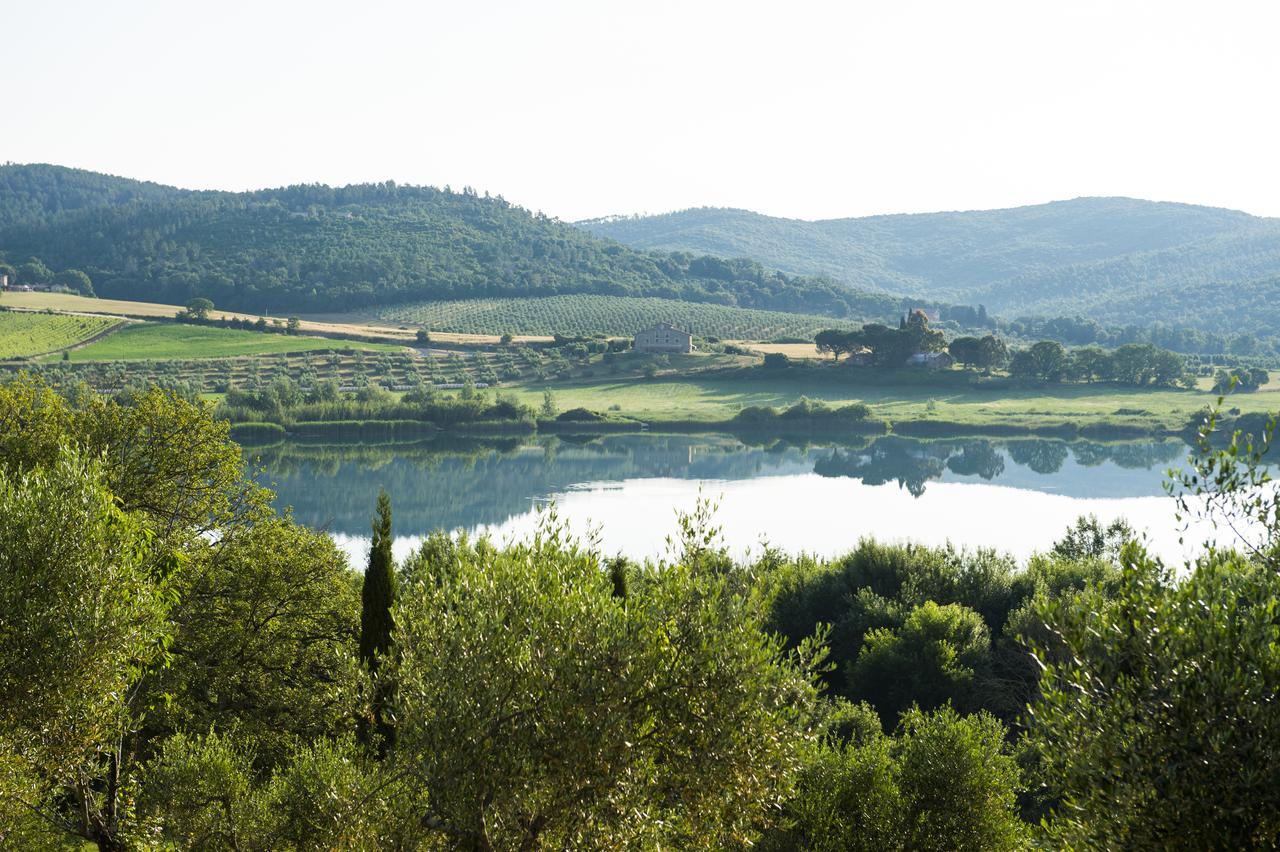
[249,433,1225,568]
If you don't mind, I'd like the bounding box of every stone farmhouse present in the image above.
[633,322,693,354]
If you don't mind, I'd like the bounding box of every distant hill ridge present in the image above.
[0,164,913,321]
[578,199,1280,336]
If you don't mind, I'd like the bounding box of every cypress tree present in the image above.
[359,489,397,753]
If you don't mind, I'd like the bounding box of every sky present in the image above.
[4,0,1279,221]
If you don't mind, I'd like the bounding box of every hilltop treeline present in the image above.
[3,373,1280,848]
[581,199,1280,339]
[0,165,918,320]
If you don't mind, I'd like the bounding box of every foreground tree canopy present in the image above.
[1,371,1278,849]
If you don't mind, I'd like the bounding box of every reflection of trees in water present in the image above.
[1106,441,1184,470]
[1006,440,1070,475]
[1070,440,1182,470]
[254,433,1190,531]
[813,437,949,498]
[813,436,1186,496]
[256,434,813,535]
[945,442,1005,480]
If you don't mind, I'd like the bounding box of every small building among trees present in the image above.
[907,351,954,369]
[634,322,693,354]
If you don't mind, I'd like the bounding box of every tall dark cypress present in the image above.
[359,490,397,754]
[360,489,397,670]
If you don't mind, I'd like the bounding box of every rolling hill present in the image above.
[578,200,1280,335]
[0,164,913,323]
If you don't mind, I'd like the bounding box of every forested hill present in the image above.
[578,199,1280,335]
[0,164,911,319]
[0,163,186,229]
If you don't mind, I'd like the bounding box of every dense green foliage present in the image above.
[1028,546,1280,848]
[0,164,908,320]
[219,379,536,428]
[815,322,1192,389]
[0,450,171,828]
[997,313,1272,357]
[764,538,1114,729]
[1007,341,1189,387]
[388,518,824,848]
[379,293,865,339]
[582,199,1280,337]
[813,310,947,366]
[763,704,1025,851]
[0,164,182,230]
[1213,366,1272,394]
[0,311,120,358]
[733,397,874,427]
[4,370,1280,848]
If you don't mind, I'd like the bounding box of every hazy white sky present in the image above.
[4,0,1279,221]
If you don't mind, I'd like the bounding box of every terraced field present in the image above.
[378,295,862,339]
[0,312,122,359]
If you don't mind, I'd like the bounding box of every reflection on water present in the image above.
[249,433,1206,563]
[253,434,1185,532]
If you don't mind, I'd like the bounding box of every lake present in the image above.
[249,432,1235,568]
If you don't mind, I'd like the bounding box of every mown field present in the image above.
[377,295,862,339]
[510,369,1280,429]
[0,311,122,359]
[65,323,404,361]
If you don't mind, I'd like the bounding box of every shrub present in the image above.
[556,407,608,422]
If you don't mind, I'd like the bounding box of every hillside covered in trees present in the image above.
[579,199,1280,336]
[0,164,913,320]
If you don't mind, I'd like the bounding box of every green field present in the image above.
[378,295,863,339]
[0,312,122,359]
[65,322,404,361]
[511,369,1280,430]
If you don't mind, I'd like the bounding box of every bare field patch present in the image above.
[729,342,823,359]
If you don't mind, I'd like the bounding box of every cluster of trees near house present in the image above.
[815,309,949,366]
[815,313,1201,388]
[3,372,1280,848]
[0,255,95,296]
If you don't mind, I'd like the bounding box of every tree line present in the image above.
[814,316,1200,388]
[2,373,1280,848]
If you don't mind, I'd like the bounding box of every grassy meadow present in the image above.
[63,323,404,361]
[511,368,1280,430]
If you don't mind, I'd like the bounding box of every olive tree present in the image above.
[0,450,173,846]
[766,703,1025,852]
[388,514,824,850]
[1028,408,1280,846]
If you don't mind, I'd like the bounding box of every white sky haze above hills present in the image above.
[4,0,1279,221]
